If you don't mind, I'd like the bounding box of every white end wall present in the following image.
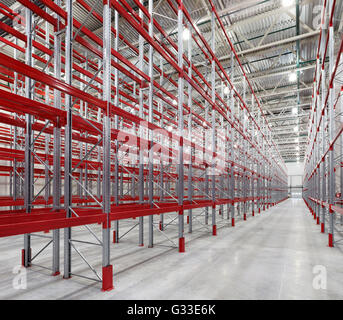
[286,162,304,176]
[286,162,304,198]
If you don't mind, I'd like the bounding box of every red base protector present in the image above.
[101,265,114,292]
[328,233,333,247]
[112,230,116,244]
[231,218,235,227]
[258,208,261,214]
[187,216,189,224]
[263,206,265,211]
[316,217,319,225]
[179,237,185,253]
[212,225,217,236]
[21,249,24,266]
[52,271,60,276]
[219,209,222,215]
[252,211,254,217]
[243,213,246,221]
[159,221,162,230]
[138,243,144,247]
[321,223,325,233]
[314,213,316,220]
[21,249,31,267]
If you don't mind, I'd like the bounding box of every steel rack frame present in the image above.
[303,0,343,248]
[0,0,288,291]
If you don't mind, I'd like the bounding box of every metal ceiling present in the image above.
[2,0,343,163]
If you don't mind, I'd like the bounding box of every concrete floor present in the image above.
[0,198,343,300]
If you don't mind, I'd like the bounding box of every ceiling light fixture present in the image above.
[183,28,190,40]
[282,0,294,7]
[289,72,297,82]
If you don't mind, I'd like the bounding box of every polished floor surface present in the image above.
[0,198,342,299]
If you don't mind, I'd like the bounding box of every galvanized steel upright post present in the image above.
[148,0,154,248]
[113,8,120,244]
[63,0,73,279]
[177,0,185,252]
[101,0,113,291]
[320,18,327,233]
[52,1,61,276]
[138,0,145,247]
[243,79,247,221]
[327,0,335,247]
[23,7,33,268]
[230,52,235,227]
[211,9,217,236]
[187,24,193,233]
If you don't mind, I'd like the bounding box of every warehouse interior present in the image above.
[0,0,342,300]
